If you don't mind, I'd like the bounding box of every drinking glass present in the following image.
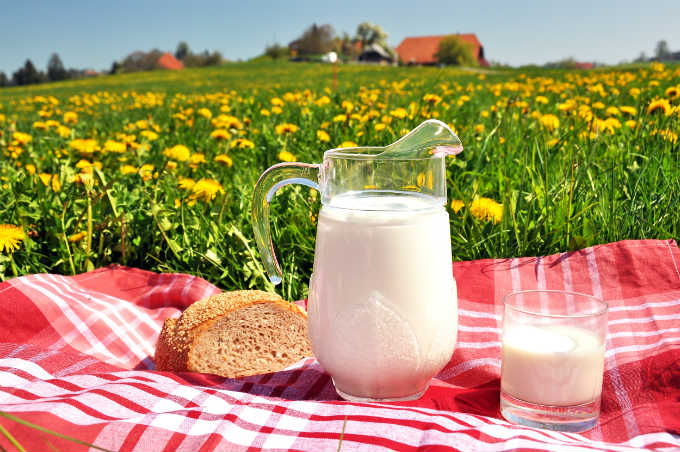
[500,290,608,432]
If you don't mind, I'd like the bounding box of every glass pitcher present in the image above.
[252,119,462,402]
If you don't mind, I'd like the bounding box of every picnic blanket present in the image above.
[1,239,679,451]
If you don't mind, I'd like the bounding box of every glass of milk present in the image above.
[252,120,463,401]
[500,290,608,432]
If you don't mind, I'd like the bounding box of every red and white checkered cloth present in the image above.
[1,239,679,451]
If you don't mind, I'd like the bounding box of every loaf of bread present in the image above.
[155,290,312,378]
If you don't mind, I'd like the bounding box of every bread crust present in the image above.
[154,290,308,374]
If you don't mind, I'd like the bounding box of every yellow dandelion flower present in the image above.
[339,141,358,148]
[214,154,233,167]
[139,130,158,141]
[278,150,297,162]
[450,199,465,213]
[275,123,299,135]
[12,132,32,145]
[605,106,620,117]
[232,138,255,149]
[211,114,243,130]
[271,106,283,114]
[629,87,641,98]
[260,108,271,116]
[535,96,549,104]
[539,114,560,131]
[333,114,347,123]
[120,165,137,175]
[653,128,679,144]
[625,120,637,128]
[190,178,225,202]
[390,108,408,119]
[374,123,386,132]
[315,96,331,106]
[620,106,637,116]
[317,130,330,142]
[69,138,99,155]
[163,145,191,162]
[270,97,284,107]
[103,140,126,153]
[178,177,196,190]
[52,175,61,192]
[63,111,78,124]
[469,197,503,224]
[648,99,671,116]
[0,224,25,254]
[68,231,87,243]
[474,124,485,134]
[198,108,213,119]
[33,121,47,130]
[139,164,155,181]
[56,125,71,138]
[38,173,52,186]
[423,93,442,104]
[75,159,94,169]
[210,129,231,140]
[190,153,206,167]
[342,100,354,113]
[592,101,605,110]
[665,86,679,100]
[25,164,36,175]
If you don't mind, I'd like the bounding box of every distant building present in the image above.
[358,43,394,64]
[395,34,488,66]
[157,52,184,70]
[572,62,594,70]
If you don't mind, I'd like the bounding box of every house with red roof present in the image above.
[157,52,184,70]
[395,34,488,67]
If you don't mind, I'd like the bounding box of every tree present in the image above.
[290,23,335,56]
[0,72,7,87]
[47,53,67,81]
[119,49,164,72]
[183,50,223,67]
[355,22,388,49]
[332,32,359,59]
[109,60,121,74]
[634,51,648,63]
[655,40,670,60]
[175,41,190,61]
[12,59,43,86]
[264,43,289,59]
[434,35,478,67]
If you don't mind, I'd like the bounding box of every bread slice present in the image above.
[155,290,312,378]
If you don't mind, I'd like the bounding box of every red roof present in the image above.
[572,62,594,70]
[395,34,487,66]
[157,52,184,70]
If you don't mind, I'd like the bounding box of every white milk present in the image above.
[307,192,458,400]
[501,324,605,406]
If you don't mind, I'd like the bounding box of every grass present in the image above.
[0,60,678,301]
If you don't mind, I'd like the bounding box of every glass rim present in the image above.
[502,289,608,318]
[323,147,455,161]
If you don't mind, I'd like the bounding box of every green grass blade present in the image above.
[0,422,26,452]
[0,412,113,452]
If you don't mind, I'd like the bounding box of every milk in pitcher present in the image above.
[307,191,458,401]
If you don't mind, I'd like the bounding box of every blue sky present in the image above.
[1,0,678,75]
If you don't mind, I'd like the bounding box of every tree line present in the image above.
[0,42,223,88]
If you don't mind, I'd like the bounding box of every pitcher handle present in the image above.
[252,162,320,285]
